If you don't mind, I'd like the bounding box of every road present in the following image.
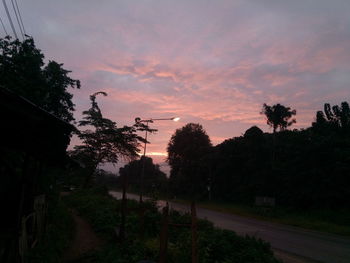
[109,191,350,263]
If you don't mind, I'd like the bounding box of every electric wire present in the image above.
[2,0,17,39]
[0,15,8,35]
[10,0,24,39]
[14,0,25,36]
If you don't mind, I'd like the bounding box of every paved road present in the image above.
[109,191,350,263]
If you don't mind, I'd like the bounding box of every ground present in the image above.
[63,209,103,262]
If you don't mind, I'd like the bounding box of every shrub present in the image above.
[63,188,281,263]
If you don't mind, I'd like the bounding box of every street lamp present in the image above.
[120,116,179,240]
[135,117,180,202]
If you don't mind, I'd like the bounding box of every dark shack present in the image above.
[0,88,74,262]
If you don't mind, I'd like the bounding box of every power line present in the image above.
[14,0,25,36]
[0,15,8,35]
[2,0,18,39]
[10,0,24,39]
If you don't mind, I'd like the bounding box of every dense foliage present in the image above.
[208,102,350,209]
[165,102,349,210]
[0,36,80,123]
[63,188,281,263]
[26,200,74,263]
[167,123,212,197]
[261,103,296,133]
[70,92,145,185]
[313,101,350,130]
[119,156,168,195]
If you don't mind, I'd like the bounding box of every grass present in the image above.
[172,199,350,236]
[26,199,74,263]
[108,186,350,236]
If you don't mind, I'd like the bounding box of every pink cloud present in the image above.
[19,0,350,163]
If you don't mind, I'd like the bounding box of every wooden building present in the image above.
[0,88,74,262]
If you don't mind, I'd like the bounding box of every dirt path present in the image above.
[64,209,103,262]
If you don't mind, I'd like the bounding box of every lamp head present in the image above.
[172,117,180,122]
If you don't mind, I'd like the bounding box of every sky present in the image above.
[1,0,350,172]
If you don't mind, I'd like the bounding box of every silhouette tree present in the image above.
[119,156,167,194]
[70,92,144,186]
[209,126,270,203]
[261,103,296,170]
[167,123,212,197]
[0,36,80,122]
[244,125,264,139]
[313,102,350,130]
[261,103,296,133]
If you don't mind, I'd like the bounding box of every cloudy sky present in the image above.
[1,0,350,168]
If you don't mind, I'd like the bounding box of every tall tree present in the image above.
[0,36,80,123]
[261,103,296,133]
[167,123,212,197]
[261,103,296,169]
[70,92,144,185]
[313,101,350,130]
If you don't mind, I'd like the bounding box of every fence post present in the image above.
[119,172,127,241]
[139,201,145,239]
[191,201,198,263]
[159,202,169,263]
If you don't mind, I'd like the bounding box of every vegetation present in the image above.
[261,103,296,133]
[210,108,350,209]
[162,102,350,212]
[63,187,281,263]
[1,36,79,263]
[69,92,146,186]
[167,123,212,198]
[313,101,350,130]
[119,156,168,195]
[0,36,80,123]
[26,199,74,263]
[3,34,348,261]
[174,199,350,236]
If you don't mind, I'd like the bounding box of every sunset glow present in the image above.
[5,0,349,169]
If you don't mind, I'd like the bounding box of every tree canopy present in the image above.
[0,36,80,123]
[167,123,212,197]
[119,156,167,194]
[261,103,296,133]
[313,102,350,131]
[162,102,350,209]
[70,92,145,185]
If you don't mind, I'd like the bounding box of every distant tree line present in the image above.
[119,156,168,195]
[166,102,350,209]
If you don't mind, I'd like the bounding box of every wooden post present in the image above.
[159,202,169,263]
[119,172,127,241]
[191,201,198,263]
[139,200,145,239]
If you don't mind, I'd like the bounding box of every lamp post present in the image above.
[135,117,180,202]
[119,117,179,241]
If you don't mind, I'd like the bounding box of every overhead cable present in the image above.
[10,0,24,39]
[14,0,25,36]
[2,0,18,39]
[0,16,8,35]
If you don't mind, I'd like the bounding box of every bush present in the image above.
[63,188,281,263]
[26,201,74,263]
